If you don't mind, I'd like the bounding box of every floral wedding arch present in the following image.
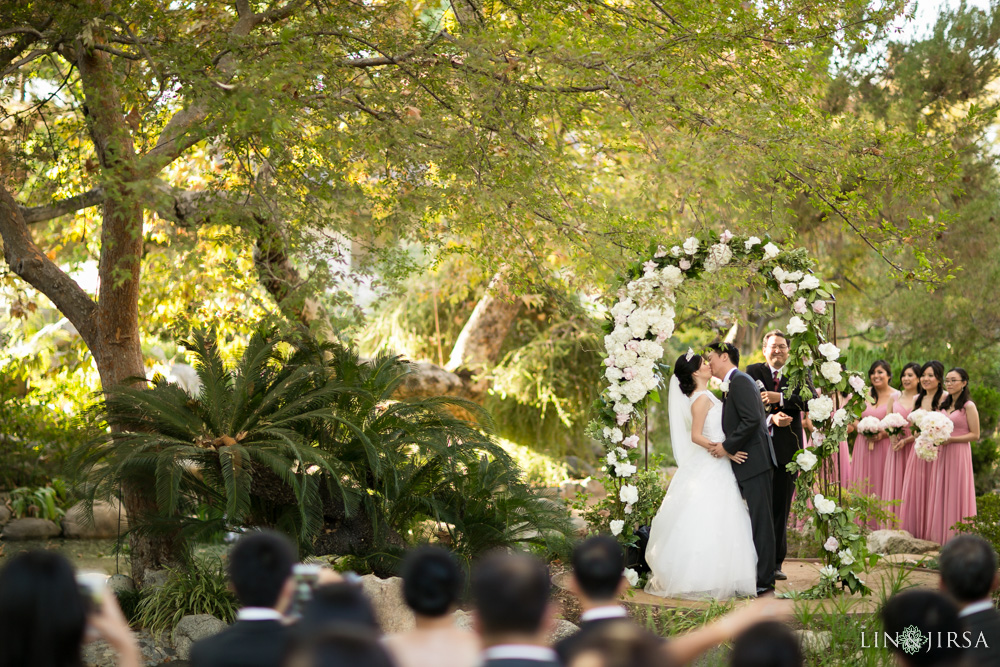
[589,230,875,597]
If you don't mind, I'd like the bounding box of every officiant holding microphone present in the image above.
[746,330,810,583]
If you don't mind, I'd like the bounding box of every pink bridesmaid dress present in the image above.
[924,406,978,544]
[899,432,935,540]
[881,403,913,524]
[849,403,892,498]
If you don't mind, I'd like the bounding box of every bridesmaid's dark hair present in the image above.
[940,368,971,412]
[867,360,892,403]
[916,360,946,411]
[898,362,921,390]
[673,353,704,397]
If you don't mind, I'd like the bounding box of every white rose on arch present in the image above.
[799,274,821,290]
[818,342,840,361]
[814,494,837,515]
[848,375,867,395]
[620,484,639,505]
[796,450,818,472]
[820,361,843,384]
[744,236,761,251]
[623,567,639,587]
[704,243,733,272]
[683,237,700,255]
[610,519,625,536]
[786,316,808,335]
[763,242,780,260]
[808,395,834,422]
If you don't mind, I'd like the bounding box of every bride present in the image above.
[644,351,758,599]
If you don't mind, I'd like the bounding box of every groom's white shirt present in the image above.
[580,606,628,622]
[723,367,737,385]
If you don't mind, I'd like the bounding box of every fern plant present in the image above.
[135,558,237,632]
[74,323,572,571]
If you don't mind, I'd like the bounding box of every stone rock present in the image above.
[143,569,171,590]
[359,574,415,634]
[62,500,127,539]
[453,610,579,645]
[1,517,60,540]
[796,629,833,654]
[83,629,176,667]
[867,529,938,555]
[172,614,227,660]
[570,509,589,537]
[0,504,10,526]
[107,574,135,595]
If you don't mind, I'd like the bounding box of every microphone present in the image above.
[755,379,766,391]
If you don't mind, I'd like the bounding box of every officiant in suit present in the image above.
[745,330,810,583]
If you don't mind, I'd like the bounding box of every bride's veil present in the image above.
[667,374,697,469]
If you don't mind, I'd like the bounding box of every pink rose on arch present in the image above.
[623,368,635,380]
[812,300,827,314]
[626,340,641,352]
[616,412,630,426]
[622,435,640,449]
[720,229,734,243]
[780,282,798,298]
[656,332,668,342]
[811,430,825,446]
[679,259,692,270]
[793,298,807,314]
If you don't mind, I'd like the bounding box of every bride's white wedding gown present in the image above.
[644,389,757,599]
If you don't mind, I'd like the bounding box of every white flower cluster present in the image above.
[704,243,733,272]
[807,395,834,422]
[795,450,818,472]
[814,493,837,515]
[857,416,882,436]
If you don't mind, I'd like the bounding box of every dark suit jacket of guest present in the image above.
[962,606,1000,666]
[189,619,292,667]
[745,363,809,466]
[721,369,778,482]
[555,616,664,665]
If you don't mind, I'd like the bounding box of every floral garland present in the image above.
[589,230,877,596]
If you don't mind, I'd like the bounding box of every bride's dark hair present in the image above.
[673,353,703,396]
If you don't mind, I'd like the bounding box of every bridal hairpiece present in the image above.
[685,348,695,361]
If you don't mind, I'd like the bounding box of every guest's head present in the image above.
[882,590,964,666]
[899,362,921,393]
[707,341,739,378]
[0,550,88,667]
[729,620,801,667]
[472,552,551,643]
[298,583,380,635]
[284,627,394,667]
[941,368,971,412]
[568,621,670,667]
[228,530,298,611]
[917,361,946,410]
[673,352,710,397]
[762,331,789,370]
[570,536,626,606]
[868,360,892,401]
[939,534,999,605]
[400,546,464,619]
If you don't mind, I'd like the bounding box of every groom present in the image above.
[706,341,779,596]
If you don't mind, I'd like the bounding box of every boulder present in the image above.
[359,574,415,634]
[62,500,127,539]
[867,529,938,555]
[1,517,60,540]
[172,614,227,660]
[564,455,597,478]
[83,629,175,667]
[570,509,589,537]
[107,574,135,595]
[796,629,833,654]
[454,610,578,644]
[0,504,10,526]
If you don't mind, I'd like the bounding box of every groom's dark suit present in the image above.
[720,367,778,591]
[746,362,809,572]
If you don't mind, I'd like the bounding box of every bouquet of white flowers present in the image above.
[907,409,928,434]
[857,416,882,437]
[911,412,954,462]
[880,412,909,437]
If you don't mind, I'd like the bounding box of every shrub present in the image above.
[135,558,237,633]
[953,492,1000,556]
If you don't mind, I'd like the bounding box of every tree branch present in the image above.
[20,187,105,224]
[1,46,55,77]
[0,182,98,345]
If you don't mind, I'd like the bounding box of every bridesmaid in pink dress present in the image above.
[848,361,896,505]
[882,362,921,523]
[925,367,979,544]
[898,361,946,540]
